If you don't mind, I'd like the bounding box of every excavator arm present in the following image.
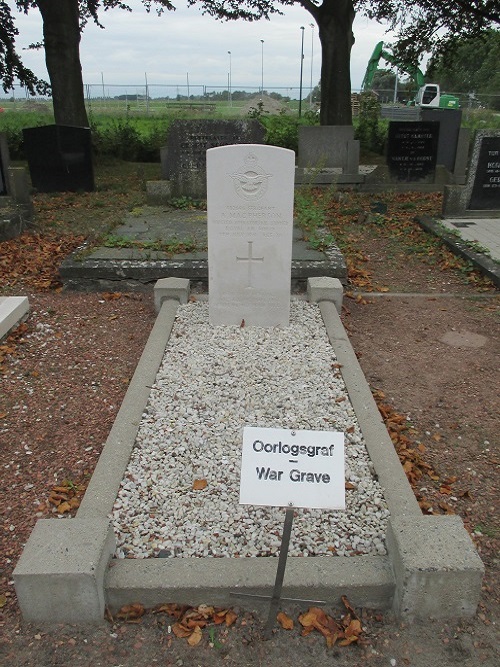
[361,41,426,91]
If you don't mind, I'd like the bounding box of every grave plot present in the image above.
[14,143,484,626]
[111,300,389,560]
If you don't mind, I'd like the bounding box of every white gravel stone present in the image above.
[111,300,390,559]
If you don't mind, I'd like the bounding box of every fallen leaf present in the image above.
[195,604,214,618]
[224,610,238,626]
[326,633,339,648]
[213,610,227,625]
[344,618,362,637]
[338,635,358,646]
[341,596,359,619]
[172,622,192,638]
[187,626,203,646]
[277,611,294,630]
[116,603,145,621]
[57,501,71,514]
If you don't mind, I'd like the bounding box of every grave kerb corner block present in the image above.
[13,518,115,624]
[387,515,484,619]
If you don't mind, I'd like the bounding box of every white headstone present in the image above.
[207,144,295,327]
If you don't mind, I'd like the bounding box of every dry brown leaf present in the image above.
[186,618,208,629]
[341,596,360,620]
[193,479,208,491]
[187,626,203,646]
[344,618,362,637]
[116,603,145,621]
[438,501,455,514]
[172,622,192,638]
[195,604,215,618]
[57,501,71,514]
[338,635,358,646]
[153,603,187,618]
[213,610,227,625]
[298,611,316,628]
[277,611,294,630]
[224,609,238,626]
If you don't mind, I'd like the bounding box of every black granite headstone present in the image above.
[0,157,6,196]
[0,133,9,196]
[162,119,265,180]
[469,136,500,210]
[387,121,440,182]
[23,125,94,193]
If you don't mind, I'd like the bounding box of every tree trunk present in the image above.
[314,0,355,125]
[36,0,89,126]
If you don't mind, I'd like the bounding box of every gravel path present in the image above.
[112,300,389,559]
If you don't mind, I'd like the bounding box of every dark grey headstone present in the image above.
[162,120,265,181]
[298,126,359,171]
[0,133,10,196]
[387,121,440,182]
[421,109,462,172]
[23,125,94,193]
[469,136,500,210]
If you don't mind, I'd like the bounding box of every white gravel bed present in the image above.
[111,300,390,559]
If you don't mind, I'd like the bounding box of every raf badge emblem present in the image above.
[231,152,271,201]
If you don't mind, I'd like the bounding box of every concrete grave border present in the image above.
[14,278,483,624]
[0,296,29,340]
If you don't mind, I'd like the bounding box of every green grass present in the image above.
[102,234,198,255]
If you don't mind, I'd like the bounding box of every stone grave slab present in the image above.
[160,119,265,199]
[297,125,359,173]
[207,144,295,327]
[387,121,440,182]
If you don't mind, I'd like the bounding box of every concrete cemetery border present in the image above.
[417,216,500,288]
[0,296,29,340]
[14,278,484,625]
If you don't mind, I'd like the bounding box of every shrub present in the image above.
[355,93,387,155]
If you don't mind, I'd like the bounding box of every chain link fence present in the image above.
[0,83,320,116]
[1,83,498,115]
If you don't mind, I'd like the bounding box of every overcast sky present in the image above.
[6,1,400,97]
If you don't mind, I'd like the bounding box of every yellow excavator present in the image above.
[362,42,460,109]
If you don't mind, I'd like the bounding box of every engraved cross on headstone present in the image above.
[236,241,264,288]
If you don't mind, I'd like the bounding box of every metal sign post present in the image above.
[263,506,294,638]
[234,426,345,639]
[230,505,327,639]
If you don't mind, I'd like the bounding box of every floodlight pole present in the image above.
[260,40,264,98]
[309,23,315,108]
[298,26,305,118]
